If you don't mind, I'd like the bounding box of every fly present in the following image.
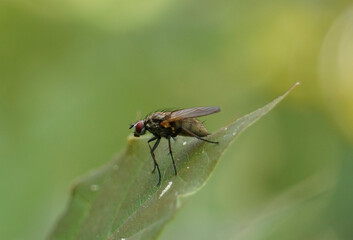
[129,106,220,185]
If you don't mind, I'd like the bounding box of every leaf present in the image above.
[48,83,300,240]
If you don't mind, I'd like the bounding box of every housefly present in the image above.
[129,106,220,185]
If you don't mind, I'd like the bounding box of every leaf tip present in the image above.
[287,82,300,94]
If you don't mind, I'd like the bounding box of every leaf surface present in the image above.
[49,83,299,240]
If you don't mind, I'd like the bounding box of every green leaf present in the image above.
[48,83,299,240]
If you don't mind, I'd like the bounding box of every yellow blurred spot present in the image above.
[319,5,353,141]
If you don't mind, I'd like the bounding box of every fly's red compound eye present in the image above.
[135,121,145,135]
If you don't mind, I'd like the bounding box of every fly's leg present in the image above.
[148,136,161,185]
[168,137,177,176]
[147,136,159,173]
[181,127,219,144]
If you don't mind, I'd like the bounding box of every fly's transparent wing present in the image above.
[168,106,220,121]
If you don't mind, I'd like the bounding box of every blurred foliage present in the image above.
[0,0,352,239]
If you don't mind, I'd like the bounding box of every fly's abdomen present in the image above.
[178,118,210,137]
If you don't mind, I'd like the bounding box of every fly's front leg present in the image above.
[148,136,161,185]
[148,137,159,173]
[168,137,177,176]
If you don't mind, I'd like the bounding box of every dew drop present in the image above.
[183,141,187,146]
[159,181,173,199]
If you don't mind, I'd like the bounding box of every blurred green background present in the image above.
[1,0,353,239]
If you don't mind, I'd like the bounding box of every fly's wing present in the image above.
[168,106,220,121]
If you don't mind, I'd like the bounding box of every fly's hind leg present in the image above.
[181,127,219,144]
[168,137,177,176]
[148,136,162,185]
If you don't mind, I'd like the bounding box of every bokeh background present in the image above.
[1,0,353,239]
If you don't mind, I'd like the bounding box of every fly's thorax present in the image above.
[180,118,210,137]
[145,112,168,129]
[149,112,168,121]
[145,112,173,137]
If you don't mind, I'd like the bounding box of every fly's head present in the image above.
[129,120,146,137]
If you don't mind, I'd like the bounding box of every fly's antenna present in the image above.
[129,123,134,129]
